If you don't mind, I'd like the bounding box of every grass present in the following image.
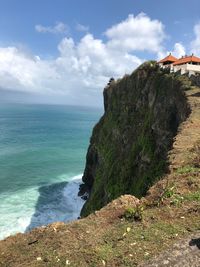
[183,191,200,201]
[176,166,200,174]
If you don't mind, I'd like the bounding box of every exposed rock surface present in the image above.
[80,62,191,216]
[139,233,200,267]
[191,73,200,87]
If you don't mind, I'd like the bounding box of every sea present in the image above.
[0,104,102,240]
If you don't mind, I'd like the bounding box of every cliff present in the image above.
[0,62,200,267]
[80,61,190,216]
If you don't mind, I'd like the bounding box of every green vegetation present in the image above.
[81,62,190,216]
[176,166,200,174]
[184,191,200,201]
[124,205,144,221]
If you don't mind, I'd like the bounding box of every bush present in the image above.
[124,205,144,221]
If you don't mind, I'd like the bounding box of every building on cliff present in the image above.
[158,53,200,76]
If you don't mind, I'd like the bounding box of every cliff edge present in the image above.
[0,62,199,267]
[80,61,190,216]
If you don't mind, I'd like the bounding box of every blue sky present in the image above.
[0,0,200,106]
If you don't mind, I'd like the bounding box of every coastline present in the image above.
[0,174,85,240]
[0,104,101,240]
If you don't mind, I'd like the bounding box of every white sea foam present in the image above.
[63,175,84,216]
[0,174,85,240]
[0,186,39,240]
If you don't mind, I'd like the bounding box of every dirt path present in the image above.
[142,86,200,267]
[169,87,200,171]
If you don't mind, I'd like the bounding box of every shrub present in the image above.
[124,205,144,221]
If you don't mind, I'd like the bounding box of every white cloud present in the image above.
[0,14,167,105]
[35,22,69,34]
[0,47,59,93]
[76,23,89,32]
[105,13,166,53]
[191,22,200,54]
[172,43,186,58]
[157,42,186,60]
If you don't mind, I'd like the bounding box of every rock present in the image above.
[66,259,70,265]
[139,233,200,267]
[102,259,106,266]
[80,62,190,217]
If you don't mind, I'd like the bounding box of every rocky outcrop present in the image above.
[80,61,191,216]
[190,73,200,87]
[139,233,200,267]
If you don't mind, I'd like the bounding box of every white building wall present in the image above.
[172,63,200,76]
[159,63,174,71]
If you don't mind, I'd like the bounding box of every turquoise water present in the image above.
[0,104,102,239]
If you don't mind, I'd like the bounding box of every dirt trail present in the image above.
[169,87,200,170]
[143,85,200,267]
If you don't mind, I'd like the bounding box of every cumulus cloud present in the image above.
[76,23,89,32]
[105,13,166,53]
[191,22,200,54]
[0,14,167,105]
[157,42,186,60]
[0,47,59,93]
[172,43,186,58]
[35,22,69,34]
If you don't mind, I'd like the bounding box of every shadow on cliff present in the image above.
[190,92,200,97]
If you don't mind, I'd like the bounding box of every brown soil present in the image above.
[0,86,200,267]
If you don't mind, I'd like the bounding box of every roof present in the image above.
[158,54,178,63]
[173,55,200,65]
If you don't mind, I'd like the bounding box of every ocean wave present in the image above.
[0,174,84,240]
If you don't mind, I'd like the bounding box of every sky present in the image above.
[0,0,200,106]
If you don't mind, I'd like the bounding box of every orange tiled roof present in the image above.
[158,54,178,63]
[173,55,200,65]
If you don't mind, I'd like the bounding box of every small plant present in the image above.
[161,184,175,198]
[124,205,144,221]
[184,191,200,201]
[163,185,175,198]
[157,182,176,206]
[176,166,199,174]
[170,194,184,207]
[133,205,144,221]
[124,207,135,220]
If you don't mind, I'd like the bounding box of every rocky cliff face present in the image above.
[190,73,200,87]
[80,61,191,217]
